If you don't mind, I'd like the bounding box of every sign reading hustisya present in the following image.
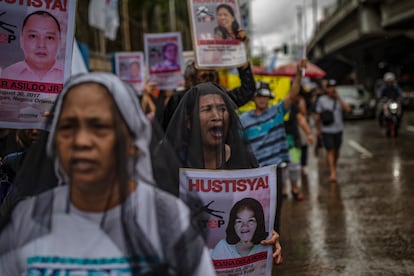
[180,166,277,276]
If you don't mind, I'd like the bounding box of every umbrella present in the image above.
[272,61,326,78]
[252,66,269,75]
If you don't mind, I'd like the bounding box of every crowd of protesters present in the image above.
[0,18,353,273]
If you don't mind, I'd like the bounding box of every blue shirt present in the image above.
[240,103,290,166]
[379,84,402,100]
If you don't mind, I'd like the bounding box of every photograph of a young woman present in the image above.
[213,4,240,40]
[211,197,268,259]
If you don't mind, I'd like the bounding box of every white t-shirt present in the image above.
[211,239,268,260]
[316,95,345,133]
[0,183,215,275]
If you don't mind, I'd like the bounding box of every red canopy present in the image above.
[251,66,270,75]
[272,61,326,78]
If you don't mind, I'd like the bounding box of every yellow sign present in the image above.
[224,71,292,114]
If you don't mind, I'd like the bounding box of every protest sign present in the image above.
[144,32,184,90]
[226,72,291,114]
[114,52,145,93]
[187,0,247,68]
[0,1,77,129]
[180,166,277,276]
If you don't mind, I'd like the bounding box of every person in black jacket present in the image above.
[0,129,42,205]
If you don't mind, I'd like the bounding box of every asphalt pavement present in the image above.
[273,111,414,276]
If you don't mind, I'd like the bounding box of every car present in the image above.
[399,76,414,109]
[336,85,377,119]
[401,90,414,108]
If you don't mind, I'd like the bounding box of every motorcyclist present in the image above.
[377,72,403,127]
[379,72,402,100]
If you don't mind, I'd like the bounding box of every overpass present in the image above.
[307,0,414,91]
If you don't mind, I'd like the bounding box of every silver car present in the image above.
[336,85,377,119]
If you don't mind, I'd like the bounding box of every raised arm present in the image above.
[297,112,314,145]
[334,87,351,113]
[283,59,307,110]
[227,29,256,107]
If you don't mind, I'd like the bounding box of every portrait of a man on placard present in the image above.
[1,10,64,83]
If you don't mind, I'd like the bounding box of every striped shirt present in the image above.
[240,102,290,166]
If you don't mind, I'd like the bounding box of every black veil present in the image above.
[153,82,258,196]
[151,82,258,242]
[167,82,257,169]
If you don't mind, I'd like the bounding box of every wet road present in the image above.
[273,111,414,275]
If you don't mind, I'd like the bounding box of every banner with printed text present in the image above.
[187,0,247,68]
[0,0,77,129]
[114,52,145,94]
[180,166,277,276]
[144,32,184,90]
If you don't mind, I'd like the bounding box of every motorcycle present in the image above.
[382,99,402,137]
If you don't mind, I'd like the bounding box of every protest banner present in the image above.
[144,32,184,90]
[180,166,277,276]
[0,1,77,129]
[227,73,292,114]
[187,0,247,69]
[114,52,145,93]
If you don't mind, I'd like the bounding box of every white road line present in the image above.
[348,140,373,158]
[407,125,414,132]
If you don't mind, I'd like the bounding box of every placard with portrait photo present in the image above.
[144,32,184,90]
[0,1,77,129]
[114,52,145,93]
[187,0,247,68]
[179,166,277,276]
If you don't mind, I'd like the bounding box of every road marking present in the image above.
[407,125,414,132]
[348,140,373,158]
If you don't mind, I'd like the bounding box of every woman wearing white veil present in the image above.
[0,72,215,275]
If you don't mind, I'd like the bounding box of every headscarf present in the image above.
[47,72,154,185]
[1,73,208,275]
[167,82,257,169]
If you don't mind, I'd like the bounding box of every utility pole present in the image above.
[296,5,303,58]
[312,0,318,32]
[98,30,106,55]
[303,0,307,57]
[122,0,131,51]
[169,0,176,31]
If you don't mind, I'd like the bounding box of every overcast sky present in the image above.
[249,0,336,56]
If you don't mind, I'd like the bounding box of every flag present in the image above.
[88,0,119,41]
[71,40,89,75]
[88,0,106,31]
[105,0,119,40]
